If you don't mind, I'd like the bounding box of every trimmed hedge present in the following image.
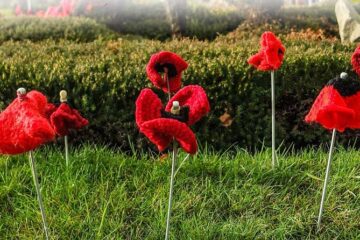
[0,37,358,152]
[0,17,118,42]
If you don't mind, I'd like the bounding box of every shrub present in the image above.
[0,16,118,42]
[0,37,358,152]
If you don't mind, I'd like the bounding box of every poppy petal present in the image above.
[305,85,355,132]
[351,45,360,77]
[165,85,210,126]
[135,88,163,127]
[140,118,197,154]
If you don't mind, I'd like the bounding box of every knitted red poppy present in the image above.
[0,91,55,155]
[305,75,360,132]
[351,46,360,77]
[135,86,210,154]
[248,31,285,71]
[146,51,188,93]
[50,103,89,136]
[165,85,210,126]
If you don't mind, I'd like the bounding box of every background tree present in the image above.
[165,0,187,38]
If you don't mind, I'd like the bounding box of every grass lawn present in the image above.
[0,144,359,239]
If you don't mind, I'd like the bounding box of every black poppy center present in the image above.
[155,63,178,78]
[161,106,189,123]
[278,49,284,56]
[327,77,360,97]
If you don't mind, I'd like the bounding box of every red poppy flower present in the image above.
[351,45,360,77]
[165,85,210,126]
[135,86,210,154]
[305,75,360,132]
[248,31,285,71]
[50,103,89,136]
[146,51,188,93]
[0,90,55,155]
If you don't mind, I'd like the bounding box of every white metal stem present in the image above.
[317,129,337,230]
[165,70,172,101]
[174,154,190,177]
[165,143,178,240]
[65,135,69,167]
[271,71,276,168]
[29,151,50,240]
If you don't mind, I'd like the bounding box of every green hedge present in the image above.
[0,17,118,42]
[0,37,358,152]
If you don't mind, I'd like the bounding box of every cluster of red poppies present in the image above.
[136,51,210,154]
[2,31,360,156]
[0,89,88,155]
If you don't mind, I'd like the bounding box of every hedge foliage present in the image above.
[0,17,118,42]
[0,36,358,152]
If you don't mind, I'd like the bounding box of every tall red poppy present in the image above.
[0,90,55,155]
[248,31,285,71]
[351,45,360,77]
[305,74,360,132]
[50,103,89,137]
[146,51,188,93]
[135,86,210,154]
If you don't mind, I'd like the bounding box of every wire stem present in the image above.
[29,151,50,240]
[317,129,337,231]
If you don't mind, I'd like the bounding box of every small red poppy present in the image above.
[135,86,210,154]
[165,85,210,126]
[50,103,89,136]
[146,51,188,93]
[248,31,285,71]
[0,90,55,155]
[305,75,360,132]
[351,45,360,77]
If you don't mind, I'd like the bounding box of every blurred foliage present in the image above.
[0,0,346,41]
[77,1,341,41]
[79,0,244,40]
[218,6,340,42]
[0,16,118,42]
[0,36,358,152]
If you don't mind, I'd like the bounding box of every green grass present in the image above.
[0,144,359,239]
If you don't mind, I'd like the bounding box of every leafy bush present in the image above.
[0,37,358,152]
[0,16,118,42]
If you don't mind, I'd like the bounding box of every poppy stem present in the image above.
[65,135,69,167]
[165,142,178,240]
[29,151,50,240]
[317,129,337,231]
[174,154,190,177]
[164,67,171,101]
[271,70,277,168]
[60,90,70,168]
